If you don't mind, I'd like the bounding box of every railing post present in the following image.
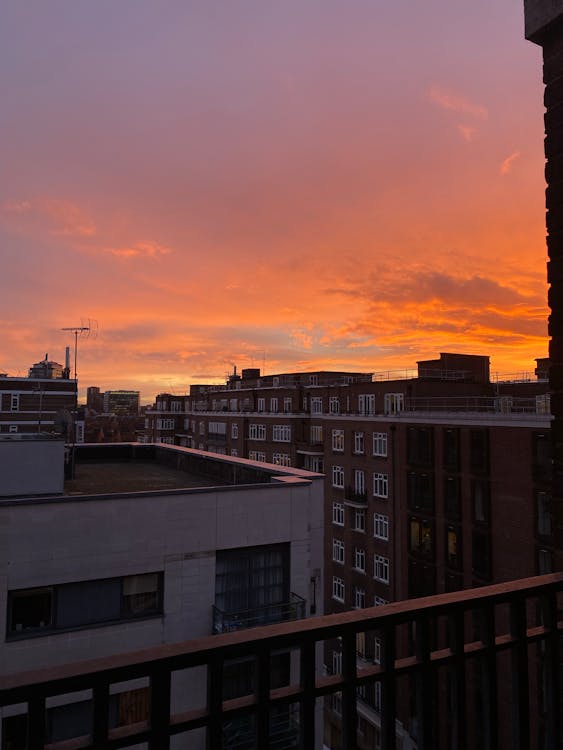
[480,604,498,750]
[540,591,560,749]
[150,667,171,750]
[341,630,358,750]
[300,638,316,749]
[26,695,46,750]
[415,616,434,749]
[449,609,466,750]
[510,597,530,749]
[207,653,224,750]
[380,624,396,750]
[256,646,270,748]
[92,678,110,748]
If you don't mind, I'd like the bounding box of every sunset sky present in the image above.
[0,1,549,401]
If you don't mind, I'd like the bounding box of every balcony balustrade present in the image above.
[0,573,561,749]
[345,485,368,504]
[212,593,306,634]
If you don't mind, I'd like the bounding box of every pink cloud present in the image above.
[500,151,521,175]
[428,85,488,120]
[104,241,172,259]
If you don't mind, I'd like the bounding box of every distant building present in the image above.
[86,385,103,413]
[102,390,140,415]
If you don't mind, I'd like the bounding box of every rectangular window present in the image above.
[332,576,345,603]
[374,513,389,541]
[311,397,323,414]
[354,547,366,572]
[231,448,238,457]
[283,397,292,413]
[358,394,375,415]
[354,469,366,496]
[248,423,266,440]
[445,476,461,518]
[407,427,433,466]
[332,465,344,488]
[354,587,365,609]
[373,432,388,457]
[229,398,238,412]
[231,423,239,439]
[332,429,344,452]
[257,398,265,413]
[9,425,18,434]
[332,539,345,564]
[374,555,390,584]
[329,396,340,414]
[409,517,434,559]
[273,377,280,387]
[407,472,434,512]
[354,431,365,454]
[470,429,489,474]
[272,452,291,467]
[472,479,490,523]
[374,595,388,607]
[310,425,323,444]
[443,428,460,470]
[373,472,388,498]
[199,421,205,435]
[446,526,461,569]
[7,574,163,638]
[384,393,403,415]
[248,451,266,462]
[332,501,345,526]
[354,509,366,532]
[272,424,291,442]
[10,394,20,412]
[310,375,319,386]
[537,491,552,536]
[270,397,278,413]
[170,401,182,412]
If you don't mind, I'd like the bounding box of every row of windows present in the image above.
[332,542,389,573]
[247,451,291,466]
[330,430,388,456]
[7,573,162,638]
[256,397,293,413]
[249,423,292,442]
[306,393,403,416]
[332,504,388,535]
[332,467,388,497]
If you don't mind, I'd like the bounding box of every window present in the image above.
[332,576,345,602]
[309,374,319,386]
[10,394,20,411]
[409,517,434,559]
[472,479,490,523]
[373,473,388,498]
[332,649,343,675]
[310,425,323,444]
[332,539,345,564]
[231,423,239,439]
[374,595,388,607]
[257,398,265,413]
[374,513,389,541]
[157,418,175,430]
[331,429,344,452]
[354,587,365,609]
[374,636,382,665]
[332,465,344,488]
[373,432,388,457]
[443,428,460,470]
[472,531,491,580]
[354,431,365,454]
[229,398,238,411]
[354,509,365,532]
[407,472,434,511]
[208,421,227,435]
[374,555,390,584]
[272,453,291,467]
[407,427,433,466]
[384,393,403,415]
[270,397,278,413]
[470,429,489,474]
[273,377,280,387]
[354,547,366,572]
[538,548,553,574]
[9,425,17,433]
[7,574,163,638]
[283,397,292,413]
[332,501,345,526]
[446,526,461,569]
[231,449,238,457]
[199,421,205,435]
[358,394,375,415]
[272,424,291,442]
[248,451,266,462]
[329,396,340,414]
[537,491,552,536]
[354,469,366,495]
[311,397,323,414]
[171,400,182,412]
[445,476,461,518]
[248,423,266,440]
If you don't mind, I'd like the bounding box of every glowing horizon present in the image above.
[0,1,549,403]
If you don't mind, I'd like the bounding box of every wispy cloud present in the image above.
[39,198,96,237]
[104,241,173,259]
[500,151,521,175]
[428,85,488,120]
[1,200,31,215]
[458,124,476,142]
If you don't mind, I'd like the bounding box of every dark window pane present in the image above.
[56,579,121,629]
[9,588,53,634]
[472,531,491,580]
[443,429,459,470]
[470,429,489,474]
[445,476,461,518]
[122,573,161,616]
[407,427,433,466]
[472,480,490,524]
[446,526,461,570]
[407,472,434,512]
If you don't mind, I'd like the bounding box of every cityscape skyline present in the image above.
[0,1,549,400]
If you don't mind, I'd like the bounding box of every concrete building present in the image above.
[0,439,324,748]
[102,390,140,416]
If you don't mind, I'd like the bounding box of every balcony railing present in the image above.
[1,573,561,749]
[345,485,368,504]
[212,593,306,634]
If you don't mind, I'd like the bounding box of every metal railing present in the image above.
[1,573,561,749]
[212,593,306,634]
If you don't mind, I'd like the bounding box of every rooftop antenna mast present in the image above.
[61,323,90,381]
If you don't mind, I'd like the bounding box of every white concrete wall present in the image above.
[0,439,65,497]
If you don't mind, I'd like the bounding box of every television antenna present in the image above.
[61,318,98,380]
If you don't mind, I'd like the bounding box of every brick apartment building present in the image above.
[143,352,553,747]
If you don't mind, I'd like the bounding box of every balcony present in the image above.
[345,485,368,505]
[0,573,561,749]
[212,593,306,634]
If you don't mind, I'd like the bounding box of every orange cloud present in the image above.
[428,85,488,119]
[500,151,521,174]
[458,124,476,142]
[104,241,172,259]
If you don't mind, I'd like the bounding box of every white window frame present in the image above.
[373,432,388,457]
[384,393,404,415]
[374,555,390,584]
[354,509,366,532]
[354,469,366,495]
[354,587,366,609]
[283,397,292,413]
[373,472,389,499]
[358,393,375,415]
[354,547,366,573]
[248,423,266,440]
[332,465,345,488]
[374,513,389,541]
[329,396,340,414]
[272,452,291,467]
[249,450,266,462]
[257,397,265,413]
[311,396,323,414]
[310,425,323,443]
[332,539,345,564]
[270,397,278,413]
[332,501,345,526]
[11,394,20,412]
[332,429,344,452]
[332,576,345,603]
[231,423,238,439]
[354,431,365,454]
[272,424,291,442]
